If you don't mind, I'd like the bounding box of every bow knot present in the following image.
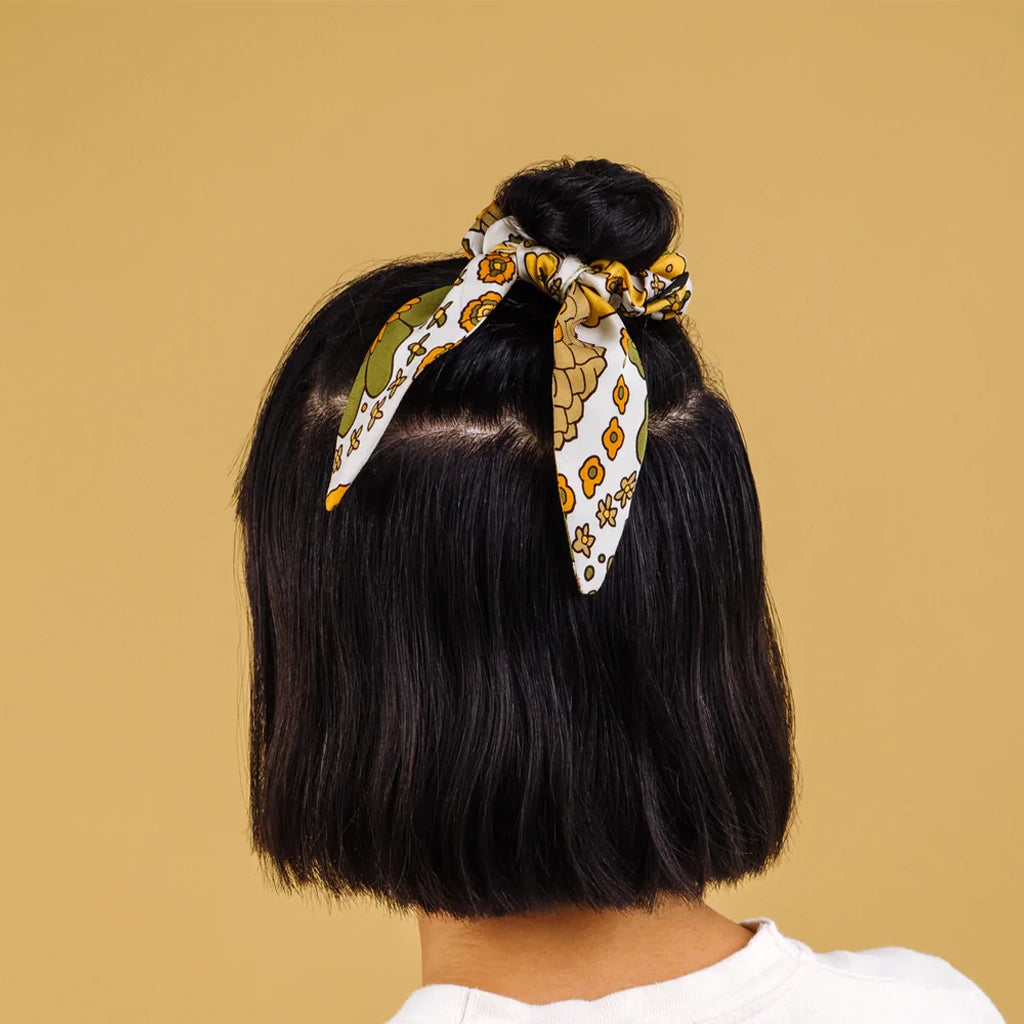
[544,253,590,304]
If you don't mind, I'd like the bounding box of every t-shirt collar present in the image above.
[389,917,802,1024]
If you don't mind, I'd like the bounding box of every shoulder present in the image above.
[756,919,1006,1023]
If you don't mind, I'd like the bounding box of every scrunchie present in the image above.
[325,200,693,594]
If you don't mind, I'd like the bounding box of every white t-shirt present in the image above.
[382,916,1005,1023]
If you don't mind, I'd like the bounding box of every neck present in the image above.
[415,894,757,1004]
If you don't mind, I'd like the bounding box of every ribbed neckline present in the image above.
[390,917,804,1024]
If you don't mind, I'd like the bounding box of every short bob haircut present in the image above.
[233,156,798,919]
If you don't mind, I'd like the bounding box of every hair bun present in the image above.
[493,157,681,272]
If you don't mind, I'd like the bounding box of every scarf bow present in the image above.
[325,200,692,594]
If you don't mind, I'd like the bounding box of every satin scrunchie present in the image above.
[324,200,693,594]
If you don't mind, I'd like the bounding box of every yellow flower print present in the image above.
[478,252,516,285]
[602,417,624,460]
[579,454,605,499]
[596,494,618,529]
[413,342,457,379]
[332,444,343,472]
[430,300,451,328]
[552,336,606,450]
[346,424,363,455]
[405,332,430,365]
[667,288,690,314]
[524,250,560,290]
[325,482,349,511]
[572,523,595,558]
[458,291,503,331]
[614,470,637,507]
[366,399,385,429]
[386,367,407,398]
[557,472,576,513]
[613,375,629,415]
[373,296,420,351]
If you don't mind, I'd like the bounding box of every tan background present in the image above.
[1,1,1020,1021]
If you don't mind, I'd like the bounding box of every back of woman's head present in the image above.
[234,156,798,919]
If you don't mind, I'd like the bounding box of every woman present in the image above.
[233,156,1004,1022]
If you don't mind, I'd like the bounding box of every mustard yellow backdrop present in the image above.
[1,2,1019,1021]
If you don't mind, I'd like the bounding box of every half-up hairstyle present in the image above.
[233,156,799,918]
